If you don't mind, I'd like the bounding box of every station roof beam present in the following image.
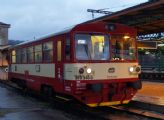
[85,0,164,37]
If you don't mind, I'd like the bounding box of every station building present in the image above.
[0,22,10,80]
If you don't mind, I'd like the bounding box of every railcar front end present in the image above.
[64,24,141,107]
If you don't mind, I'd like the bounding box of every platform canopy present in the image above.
[85,0,164,36]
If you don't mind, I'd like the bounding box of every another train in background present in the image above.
[138,46,164,81]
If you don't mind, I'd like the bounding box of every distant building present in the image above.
[0,22,10,80]
[0,22,10,46]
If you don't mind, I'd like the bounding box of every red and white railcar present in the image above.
[8,22,141,107]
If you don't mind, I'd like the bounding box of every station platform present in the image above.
[133,81,164,106]
[132,81,164,114]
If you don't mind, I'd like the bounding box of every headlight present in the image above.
[79,68,84,74]
[87,68,92,74]
[129,66,141,73]
[135,66,141,73]
[129,67,134,72]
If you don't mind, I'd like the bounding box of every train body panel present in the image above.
[64,78,138,107]
[10,64,55,78]
[64,63,139,80]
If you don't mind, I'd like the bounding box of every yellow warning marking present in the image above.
[87,100,129,107]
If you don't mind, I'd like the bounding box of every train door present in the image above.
[56,40,64,91]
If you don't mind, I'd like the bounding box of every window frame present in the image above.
[65,36,71,61]
[21,48,27,63]
[57,41,62,62]
[27,46,34,63]
[11,50,16,64]
[16,49,21,64]
[43,41,53,63]
[74,32,110,62]
[110,34,137,61]
[34,44,43,63]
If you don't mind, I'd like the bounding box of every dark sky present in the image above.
[0,0,147,41]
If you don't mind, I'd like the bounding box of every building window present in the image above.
[27,46,34,63]
[12,50,16,63]
[43,41,53,62]
[21,48,27,63]
[34,44,42,63]
[65,37,70,60]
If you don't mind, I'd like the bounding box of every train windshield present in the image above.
[111,34,136,61]
[75,34,109,60]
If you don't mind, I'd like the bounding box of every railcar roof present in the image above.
[11,25,76,49]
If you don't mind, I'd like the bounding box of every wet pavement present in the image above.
[133,81,164,106]
[0,84,73,120]
[0,81,163,120]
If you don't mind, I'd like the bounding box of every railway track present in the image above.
[0,80,163,120]
[109,105,164,120]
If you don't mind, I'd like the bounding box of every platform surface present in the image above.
[133,81,164,106]
[0,84,72,120]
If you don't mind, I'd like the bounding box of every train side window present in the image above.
[57,41,62,61]
[16,49,21,63]
[43,41,53,62]
[27,46,34,63]
[65,37,70,60]
[21,48,27,63]
[12,50,16,63]
[34,44,42,63]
